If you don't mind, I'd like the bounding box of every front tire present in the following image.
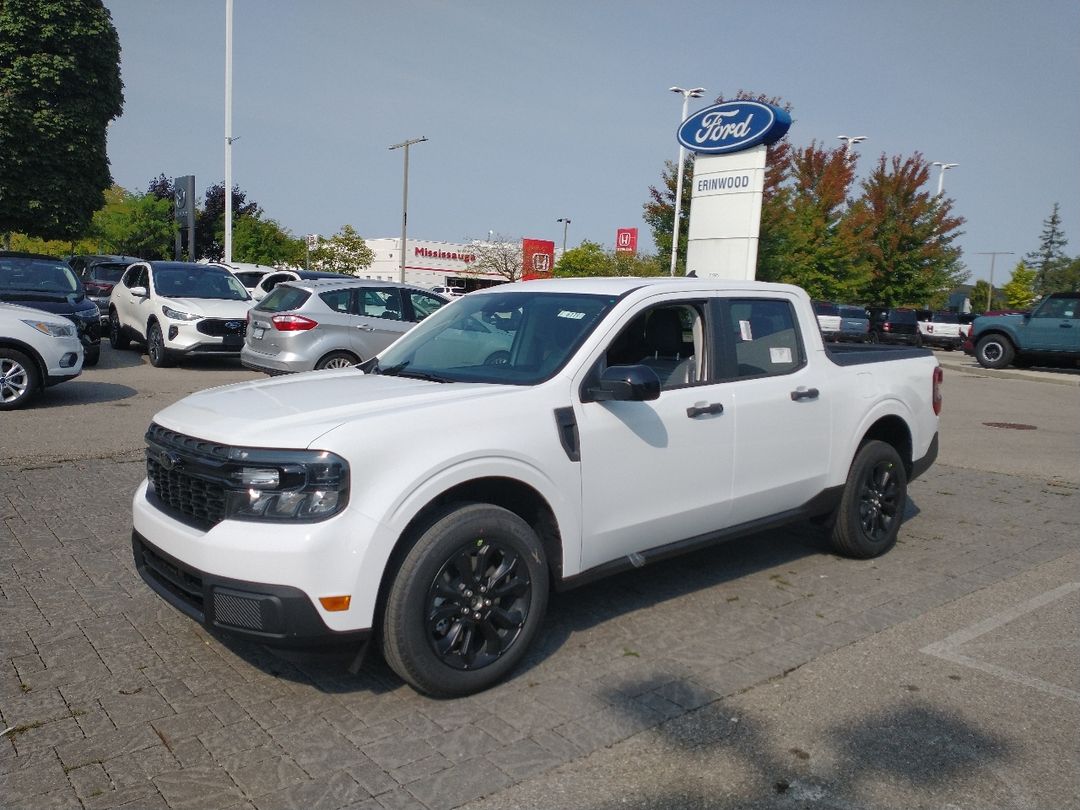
[975,334,1014,369]
[109,309,130,350]
[830,440,907,559]
[382,503,549,697]
[0,348,40,410]
[146,322,176,368]
[83,344,100,367]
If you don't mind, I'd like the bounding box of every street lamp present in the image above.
[389,136,428,283]
[669,85,706,276]
[975,251,1014,311]
[224,0,234,264]
[837,135,867,155]
[556,218,571,255]
[932,161,959,196]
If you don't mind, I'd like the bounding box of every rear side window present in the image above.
[813,301,839,316]
[257,285,311,312]
[725,298,806,379]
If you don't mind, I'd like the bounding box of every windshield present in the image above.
[374,290,619,384]
[152,265,250,300]
[0,256,81,295]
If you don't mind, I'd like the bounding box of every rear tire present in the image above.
[830,440,907,559]
[0,348,40,410]
[975,334,1014,369]
[382,503,548,697]
[315,351,360,370]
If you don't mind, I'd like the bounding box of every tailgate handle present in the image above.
[790,387,820,401]
[356,324,375,331]
[686,402,724,418]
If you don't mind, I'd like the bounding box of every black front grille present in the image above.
[147,456,228,526]
[197,318,247,337]
[136,538,206,618]
[147,423,230,461]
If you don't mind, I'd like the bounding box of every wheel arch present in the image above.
[975,328,1016,348]
[856,414,914,479]
[372,476,563,633]
[0,338,47,389]
[316,348,361,368]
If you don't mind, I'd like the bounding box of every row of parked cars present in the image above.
[0,250,456,408]
[812,301,966,350]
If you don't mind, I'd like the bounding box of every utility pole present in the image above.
[389,137,428,283]
[556,218,571,255]
[224,0,233,264]
[975,252,1014,311]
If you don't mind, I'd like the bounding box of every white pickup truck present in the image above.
[132,278,942,696]
[916,309,964,351]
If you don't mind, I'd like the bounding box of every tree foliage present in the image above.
[466,235,524,282]
[1001,261,1037,309]
[0,0,124,240]
[233,216,304,267]
[90,184,174,258]
[309,224,373,275]
[970,280,1006,314]
[1024,203,1071,295]
[554,240,663,278]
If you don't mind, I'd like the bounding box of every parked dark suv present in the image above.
[0,252,101,365]
[866,306,922,346]
[69,254,141,326]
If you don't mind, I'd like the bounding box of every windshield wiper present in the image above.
[377,361,449,383]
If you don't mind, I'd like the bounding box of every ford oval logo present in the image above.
[677,101,791,155]
[225,320,241,330]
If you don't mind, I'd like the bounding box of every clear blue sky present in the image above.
[103,0,1079,283]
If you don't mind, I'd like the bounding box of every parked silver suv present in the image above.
[241,278,449,374]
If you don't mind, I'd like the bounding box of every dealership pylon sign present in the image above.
[678,101,790,280]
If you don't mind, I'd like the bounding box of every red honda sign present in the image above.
[615,227,638,254]
[521,238,555,280]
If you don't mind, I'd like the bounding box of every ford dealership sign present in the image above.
[677,101,791,154]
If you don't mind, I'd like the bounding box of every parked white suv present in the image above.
[0,302,84,409]
[109,261,253,367]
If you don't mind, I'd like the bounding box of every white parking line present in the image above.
[921,582,1080,704]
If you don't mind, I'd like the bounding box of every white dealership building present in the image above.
[355,238,506,292]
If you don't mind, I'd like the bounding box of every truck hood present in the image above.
[152,370,505,448]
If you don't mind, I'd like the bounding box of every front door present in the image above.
[1024,295,1080,352]
[575,296,735,571]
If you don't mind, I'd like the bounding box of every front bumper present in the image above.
[132,528,369,648]
[163,319,245,356]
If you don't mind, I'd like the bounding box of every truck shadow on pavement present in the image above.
[581,691,1013,809]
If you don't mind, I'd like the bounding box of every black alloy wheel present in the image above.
[830,440,907,558]
[109,309,129,350]
[147,322,175,368]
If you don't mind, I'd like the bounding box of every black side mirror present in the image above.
[589,364,661,402]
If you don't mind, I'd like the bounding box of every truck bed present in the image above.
[825,342,934,366]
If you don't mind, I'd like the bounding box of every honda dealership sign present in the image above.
[521,238,555,280]
[615,228,638,254]
[679,101,791,281]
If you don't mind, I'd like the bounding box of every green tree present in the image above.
[309,224,374,274]
[197,182,261,260]
[1059,256,1080,292]
[757,141,871,301]
[554,241,664,278]
[0,0,124,242]
[969,280,1006,314]
[1001,261,1037,309]
[89,185,174,258]
[855,153,967,306]
[233,216,305,266]
[1024,203,1070,295]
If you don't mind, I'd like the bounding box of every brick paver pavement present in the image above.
[1,457,1076,809]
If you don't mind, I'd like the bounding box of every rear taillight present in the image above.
[883,322,891,331]
[932,366,943,415]
[87,281,113,296]
[272,314,318,331]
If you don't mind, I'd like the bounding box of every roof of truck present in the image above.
[476,276,806,298]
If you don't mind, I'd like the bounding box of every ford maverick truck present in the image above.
[132,278,941,696]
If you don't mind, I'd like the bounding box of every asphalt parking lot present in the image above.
[2,346,1078,809]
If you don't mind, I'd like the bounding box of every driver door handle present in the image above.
[356,324,375,331]
[687,402,724,418]
[791,387,820,401]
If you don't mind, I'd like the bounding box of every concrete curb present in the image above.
[934,353,1080,387]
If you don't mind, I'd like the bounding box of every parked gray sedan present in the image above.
[241,278,449,374]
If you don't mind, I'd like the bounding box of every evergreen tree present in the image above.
[1001,261,1037,309]
[1024,203,1070,295]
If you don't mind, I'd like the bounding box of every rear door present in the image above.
[352,287,411,356]
[720,295,833,525]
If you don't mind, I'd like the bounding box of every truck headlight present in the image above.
[224,449,349,521]
[162,305,201,321]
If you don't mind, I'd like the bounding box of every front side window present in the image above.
[725,298,806,379]
[374,291,618,385]
[601,302,707,390]
[1034,295,1079,319]
[359,288,403,320]
[408,290,447,322]
[123,265,147,289]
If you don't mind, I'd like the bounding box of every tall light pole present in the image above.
[837,135,867,155]
[932,161,959,196]
[668,86,706,276]
[389,136,428,283]
[224,0,233,264]
[556,218,571,255]
[976,251,1014,311]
